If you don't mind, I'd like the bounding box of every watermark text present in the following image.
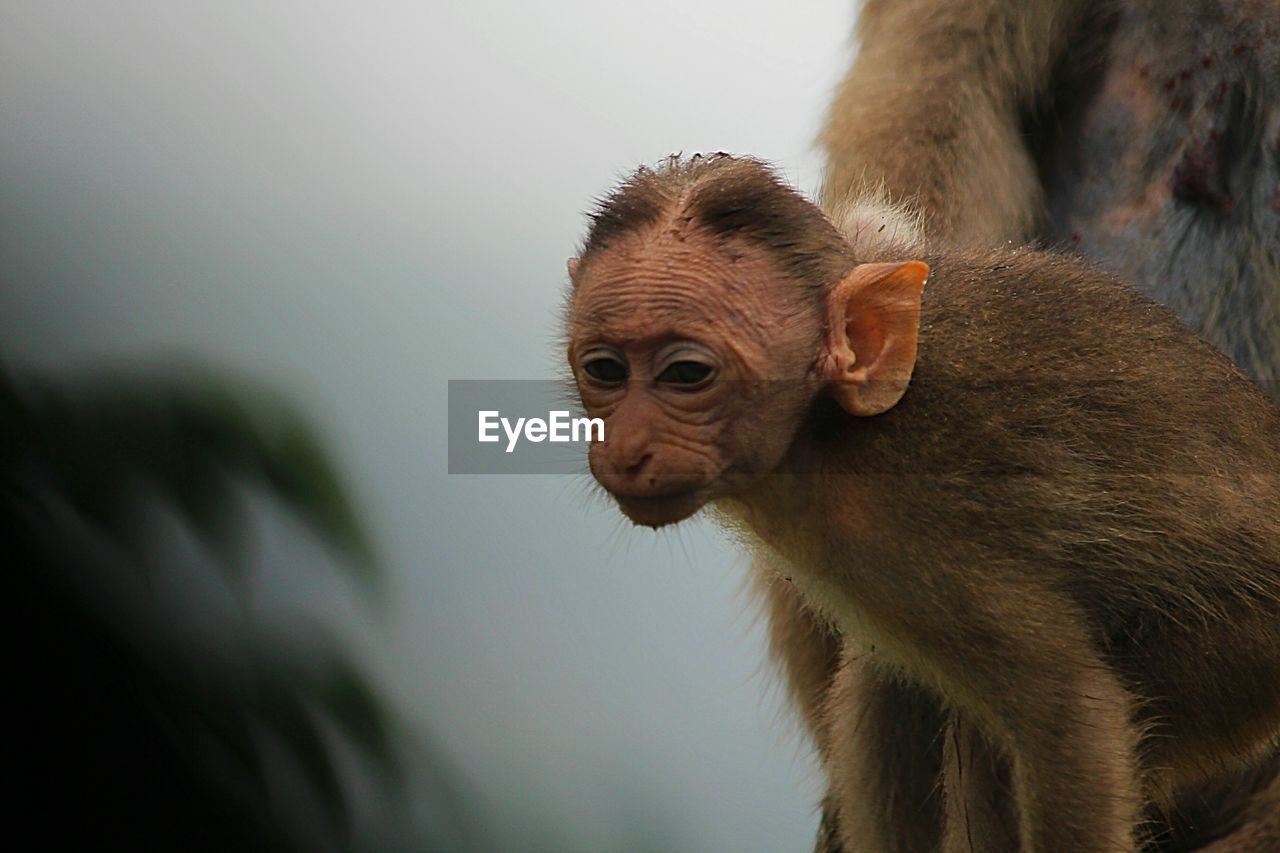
[478,410,603,453]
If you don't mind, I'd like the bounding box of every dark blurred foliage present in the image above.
[0,360,404,850]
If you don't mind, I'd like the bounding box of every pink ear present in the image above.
[825,261,929,416]
[567,257,580,280]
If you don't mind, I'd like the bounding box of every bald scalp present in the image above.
[574,155,857,295]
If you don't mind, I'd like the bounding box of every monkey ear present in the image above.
[825,261,929,416]
[567,257,580,281]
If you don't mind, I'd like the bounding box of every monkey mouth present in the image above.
[612,489,709,529]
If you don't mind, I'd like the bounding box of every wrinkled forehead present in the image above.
[570,233,790,341]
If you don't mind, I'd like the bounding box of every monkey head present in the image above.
[565,157,927,528]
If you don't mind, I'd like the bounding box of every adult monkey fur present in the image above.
[564,156,1280,851]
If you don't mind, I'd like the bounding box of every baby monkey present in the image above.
[565,154,1280,852]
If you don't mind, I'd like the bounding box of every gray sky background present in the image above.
[0,2,855,849]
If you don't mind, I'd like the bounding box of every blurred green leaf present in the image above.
[3,361,377,590]
[2,358,397,850]
[310,651,399,776]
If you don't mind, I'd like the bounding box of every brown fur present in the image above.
[821,0,1280,388]
[809,0,1280,847]
[820,0,1097,246]
[568,156,1280,851]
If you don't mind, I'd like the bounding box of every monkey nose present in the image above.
[624,452,653,478]
[595,448,659,495]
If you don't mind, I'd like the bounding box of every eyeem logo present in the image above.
[478,410,604,453]
[448,381,596,474]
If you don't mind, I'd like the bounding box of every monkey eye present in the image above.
[583,357,628,384]
[656,360,714,387]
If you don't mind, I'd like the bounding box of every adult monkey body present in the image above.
[565,157,1280,851]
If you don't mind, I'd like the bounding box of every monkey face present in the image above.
[566,234,824,528]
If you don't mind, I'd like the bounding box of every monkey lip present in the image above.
[612,489,709,529]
